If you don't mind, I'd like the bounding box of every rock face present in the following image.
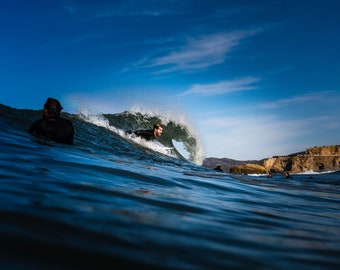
[204,145,340,175]
[202,157,263,173]
[264,145,340,173]
[229,164,267,174]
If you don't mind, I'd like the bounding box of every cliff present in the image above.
[202,157,263,173]
[264,145,340,173]
[226,145,340,175]
[229,163,267,174]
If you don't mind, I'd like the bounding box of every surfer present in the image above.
[29,97,74,145]
[284,172,293,179]
[214,165,223,172]
[127,123,163,141]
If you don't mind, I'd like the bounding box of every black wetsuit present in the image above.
[29,116,74,145]
[214,166,223,172]
[127,129,155,141]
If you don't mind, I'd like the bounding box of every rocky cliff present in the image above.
[226,145,340,174]
[202,157,263,173]
[229,163,267,174]
[264,145,340,173]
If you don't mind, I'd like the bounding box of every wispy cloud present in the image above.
[134,31,258,73]
[179,76,261,96]
[259,91,338,109]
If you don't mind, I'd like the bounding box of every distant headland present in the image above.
[203,145,340,175]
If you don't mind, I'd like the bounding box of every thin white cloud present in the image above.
[136,31,258,73]
[259,91,338,109]
[179,77,261,96]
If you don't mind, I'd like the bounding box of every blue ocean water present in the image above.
[0,104,340,269]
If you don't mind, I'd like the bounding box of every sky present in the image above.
[1,0,340,160]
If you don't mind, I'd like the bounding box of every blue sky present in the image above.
[1,0,340,160]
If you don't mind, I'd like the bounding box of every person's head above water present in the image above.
[43,98,63,117]
[29,97,74,145]
[153,123,163,138]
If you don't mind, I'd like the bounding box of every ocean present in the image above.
[1,103,339,269]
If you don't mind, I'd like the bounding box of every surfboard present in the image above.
[172,139,190,160]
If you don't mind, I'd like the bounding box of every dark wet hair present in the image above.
[44,98,63,116]
[153,123,163,130]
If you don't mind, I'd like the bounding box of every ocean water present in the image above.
[1,104,340,269]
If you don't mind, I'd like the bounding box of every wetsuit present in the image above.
[214,166,223,172]
[127,129,155,141]
[29,116,74,145]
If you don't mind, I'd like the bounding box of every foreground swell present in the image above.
[0,104,340,269]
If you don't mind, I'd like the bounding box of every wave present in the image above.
[78,108,204,164]
[0,103,203,163]
[1,103,340,270]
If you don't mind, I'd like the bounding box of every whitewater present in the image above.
[0,103,339,269]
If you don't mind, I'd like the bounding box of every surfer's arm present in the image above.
[132,130,154,141]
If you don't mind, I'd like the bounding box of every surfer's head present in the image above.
[43,98,63,117]
[153,123,163,138]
